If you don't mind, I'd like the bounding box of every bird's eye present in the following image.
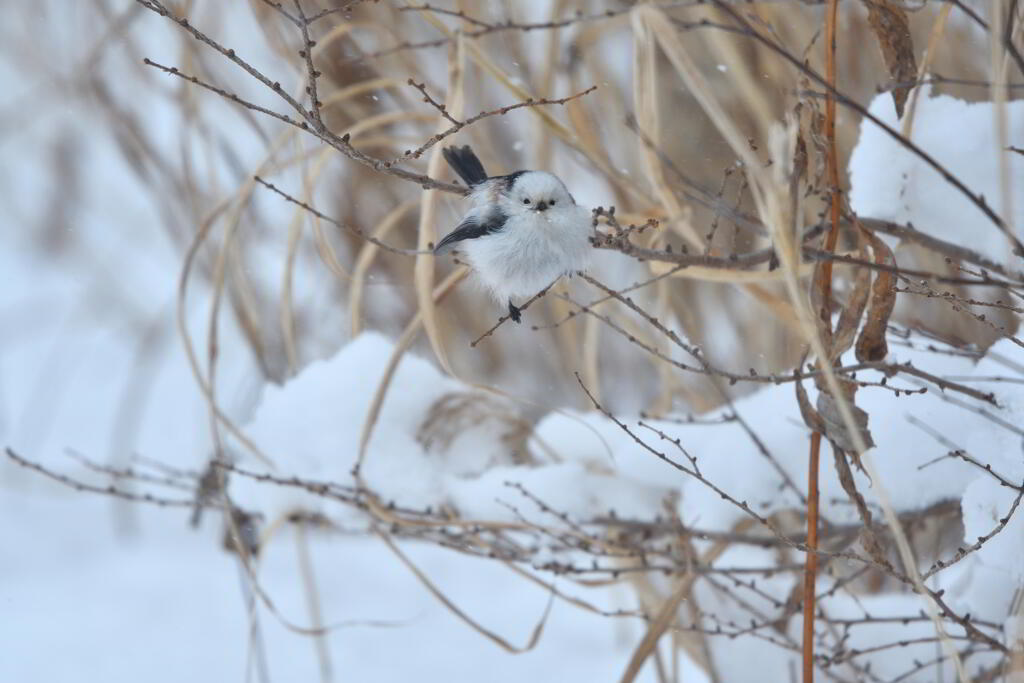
[523,198,531,204]
[549,199,556,205]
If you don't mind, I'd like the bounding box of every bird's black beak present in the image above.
[535,200,548,212]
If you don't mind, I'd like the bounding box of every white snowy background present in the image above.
[2,2,1022,682]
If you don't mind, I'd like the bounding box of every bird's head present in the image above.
[500,171,575,217]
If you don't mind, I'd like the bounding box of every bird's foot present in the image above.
[507,301,522,324]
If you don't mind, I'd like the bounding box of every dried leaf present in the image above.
[799,369,882,564]
[809,252,834,353]
[830,235,872,361]
[796,76,828,190]
[856,225,897,362]
[831,448,888,566]
[862,0,918,118]
[794,368,826,435]
[816,380,875,452]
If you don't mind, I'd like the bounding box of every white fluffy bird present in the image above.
[434,145,592,323]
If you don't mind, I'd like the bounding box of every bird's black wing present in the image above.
[443,145,489,187]
[495,170,527,192]
[434,210,506,254]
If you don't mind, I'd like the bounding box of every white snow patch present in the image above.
[848,88,1024,263]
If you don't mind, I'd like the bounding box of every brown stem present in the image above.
[802,431,822,682]
[821,0,841,317]
[804,2,839,680]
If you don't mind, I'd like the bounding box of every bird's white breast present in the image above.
[464,204,592,302]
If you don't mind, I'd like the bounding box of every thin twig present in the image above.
[293,0,325,132]
[254,176,432,256]
[391,85,598,164]
[469,280,558,347]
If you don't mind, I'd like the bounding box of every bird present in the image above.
[434,145,592,323]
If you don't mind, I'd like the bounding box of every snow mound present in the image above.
[849,88,1024,264]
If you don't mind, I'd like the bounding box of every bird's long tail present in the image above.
[442,145,489,187]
